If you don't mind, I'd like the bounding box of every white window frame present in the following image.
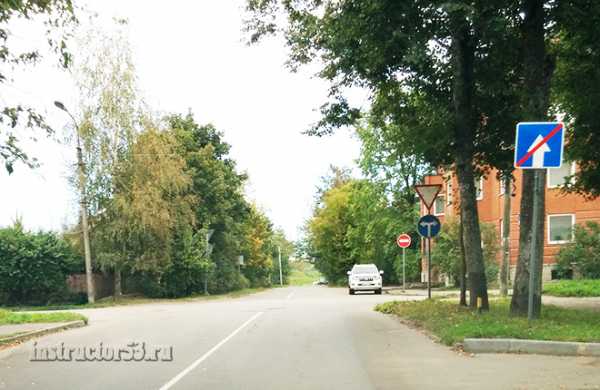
[434,195,445,216]
[476,177,484,201]
[547,162,576,189]
[547,214,575,245]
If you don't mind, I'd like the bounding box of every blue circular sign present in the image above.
[417,215,441,238]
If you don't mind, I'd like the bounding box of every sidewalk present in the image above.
[0,321,86,346]
[384,287,600,311]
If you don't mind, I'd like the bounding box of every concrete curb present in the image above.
[0,320,86,345]
[463,338,600,357]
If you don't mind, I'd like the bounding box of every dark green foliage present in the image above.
[556,221,600,279]
[553,1,600,198]
[0,224,81,305]
[432,219,499,286]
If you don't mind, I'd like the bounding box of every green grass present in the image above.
[289,261,322,286]
[0,309,87,326]
[543,279,600,297]
[5,287,268,312]
[375,299,600,346]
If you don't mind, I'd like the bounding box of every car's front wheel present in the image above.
[374,289,382,295]
[349,288,355,295]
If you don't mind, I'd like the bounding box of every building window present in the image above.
[547,214,575,244]
[434,195,445,215]
[446,181,453,205]
[547,162,575,188]
[476,177,484,200]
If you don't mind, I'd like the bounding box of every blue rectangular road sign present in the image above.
[514,122,564,169]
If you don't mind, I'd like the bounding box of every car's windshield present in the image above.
[352,265,378,275]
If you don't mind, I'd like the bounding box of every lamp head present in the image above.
[54,101,67,112]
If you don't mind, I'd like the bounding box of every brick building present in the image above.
[420,163,600,283]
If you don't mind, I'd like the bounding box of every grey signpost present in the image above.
[396,234,411,291]
[514,122,565,321]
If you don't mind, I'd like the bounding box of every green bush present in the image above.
[432,218,499,286]
[543,279,600,297]
[556,221,600,279]
[0,225,82,305]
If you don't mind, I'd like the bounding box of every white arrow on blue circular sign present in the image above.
[418,215,441,238]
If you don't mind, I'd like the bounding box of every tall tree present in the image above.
[94,125,195,294]
[553,0,600,197]
[246,0,523,310]
[0,0,75,172]
[71,19,142,295]
[357,121,431,204]
[510,0,555,317]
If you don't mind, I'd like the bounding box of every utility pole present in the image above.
[54,101,95,303]
[278,246,283,286]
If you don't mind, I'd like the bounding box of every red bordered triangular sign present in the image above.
[414,184,442,211]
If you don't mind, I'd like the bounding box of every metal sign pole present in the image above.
[402,247,406,291]
[528,169,541,321]
[427,237,432,299]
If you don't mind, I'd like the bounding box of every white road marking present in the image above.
[158,311,264,390]
[286,291,295,300]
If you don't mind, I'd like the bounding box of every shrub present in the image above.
[432,218,499,286]
[0,225,82,305]
[556,221,600,279]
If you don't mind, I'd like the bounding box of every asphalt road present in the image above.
[1,286,599,390]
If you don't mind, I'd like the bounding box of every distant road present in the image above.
[1,287,598,389]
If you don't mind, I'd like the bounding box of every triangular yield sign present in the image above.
[414,184,442,211]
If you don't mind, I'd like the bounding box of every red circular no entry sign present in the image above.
[396,233,411,248]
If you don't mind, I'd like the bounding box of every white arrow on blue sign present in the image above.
[514,122,565,169]
[417,215,441,238]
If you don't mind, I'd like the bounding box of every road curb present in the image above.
[463,338,600,357]
[0,320,87,345]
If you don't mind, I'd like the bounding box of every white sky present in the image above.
[0,0,365,241]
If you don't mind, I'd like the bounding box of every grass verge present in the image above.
[0,309,87,326]
[289,261,321,286]
[375,299,600,346]
[543,279,600,297]
[5,287,268,312]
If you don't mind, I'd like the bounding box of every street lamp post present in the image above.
[278,246,283,286]
[54,101,95,304]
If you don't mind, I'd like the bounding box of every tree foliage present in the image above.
[306,171,419,285]
[0,0,76,173]
[553,0,600,198]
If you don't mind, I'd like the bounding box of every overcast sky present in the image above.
[0,0,365,241]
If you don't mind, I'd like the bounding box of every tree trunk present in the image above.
[459,206,468,306]
[500,175,511,297]
[510,0,554,316]
[114,267,122,298]
[451,21,489,311]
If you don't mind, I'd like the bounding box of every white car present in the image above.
[347,264,383,295]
